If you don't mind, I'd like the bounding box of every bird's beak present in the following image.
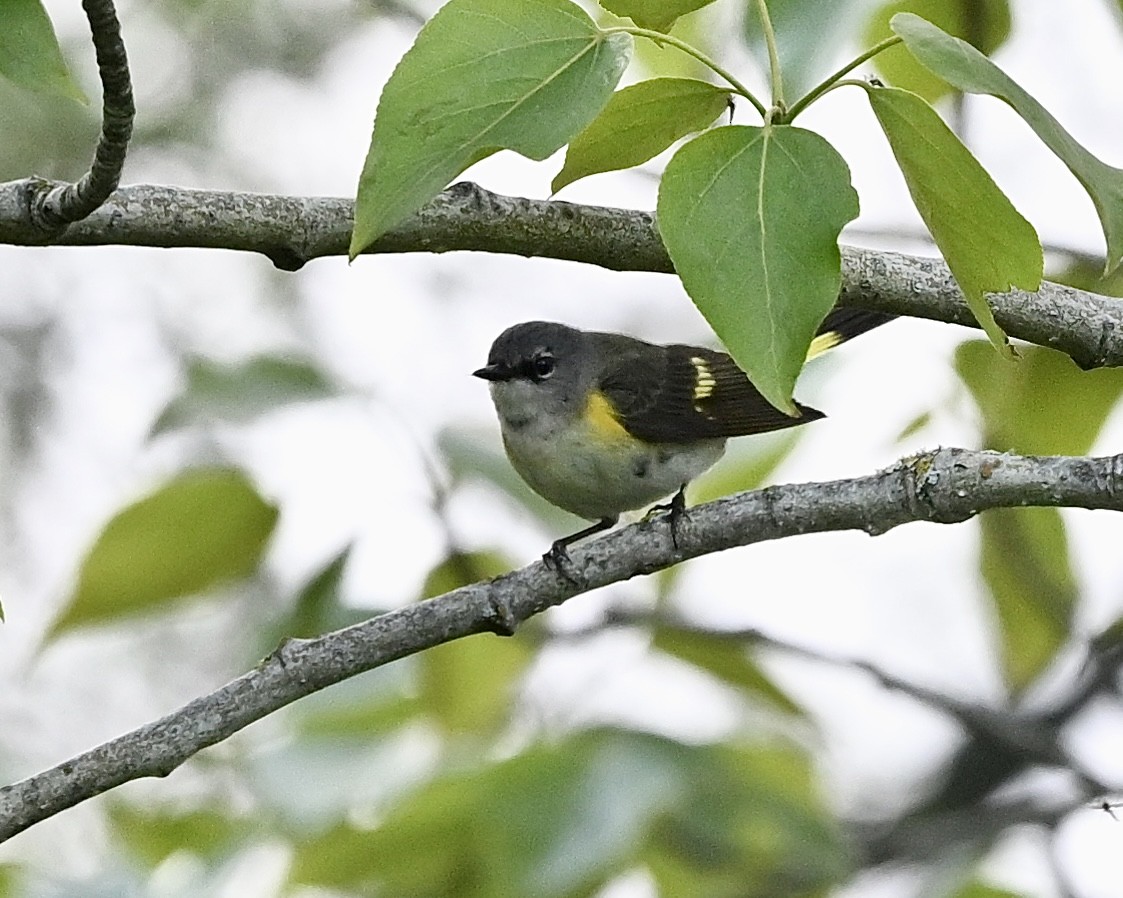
[473,363,510,382]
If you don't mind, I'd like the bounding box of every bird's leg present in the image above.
[647,484,688,549]
[544,516,616,578]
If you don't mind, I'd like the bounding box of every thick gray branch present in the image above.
[1,447,1122,843]
[0,181,1121,367]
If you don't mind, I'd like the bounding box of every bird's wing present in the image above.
[598,344,822,444]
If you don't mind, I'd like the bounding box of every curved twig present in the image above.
[1,447,1122,843]
[28,0,134,232]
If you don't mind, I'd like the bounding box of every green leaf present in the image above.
[0,865,17,898]
[867,85,1041,352]
[892,12,1123,274]
[949,881,1027,898]
[691,430,800,504]
[419,552,529,734]
[151,356,336,436]
[351,0,632,256]
[645,742,850,898]
[276,545,370,641]
[290,729,846,898]
[552,78,731,193]
[653,627,803,716]
[744,0,864,95]
[51,469,278,636]
[439,427,578,530]
[658,124,858,413]
[863,0,1010,103]
[291,729,691,897]
[598,0,719,32]
[632,6,712,79]
[0,0,86,102]
[955,341,1123,456]
[109,804,251,867]
[979,507,1076,693]
[954,342,1120,692]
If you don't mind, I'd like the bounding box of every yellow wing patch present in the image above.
[690,357,716,411]
[586,390,633,443]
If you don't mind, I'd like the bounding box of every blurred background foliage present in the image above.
[2,0,1123,896]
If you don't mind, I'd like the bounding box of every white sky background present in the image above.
[2,0,1123,895]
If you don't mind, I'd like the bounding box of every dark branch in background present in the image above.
[0,181,1120,369]
[27,0,134,233]
[2,447,1123,843]
[578,611,1112,867]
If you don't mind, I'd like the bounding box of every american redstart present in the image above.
[474,308,893,566]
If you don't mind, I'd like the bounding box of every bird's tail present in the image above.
[807,308,895,361]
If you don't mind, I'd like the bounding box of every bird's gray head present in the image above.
[473,321,591,428]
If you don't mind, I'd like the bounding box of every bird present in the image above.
[474,308,893,567]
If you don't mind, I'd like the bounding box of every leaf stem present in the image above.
[787,36,902,120]
[750,0,784,115]
[605,26,767,119]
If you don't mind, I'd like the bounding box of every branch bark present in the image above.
[2,447,1122,843]
[2,181,1119,369]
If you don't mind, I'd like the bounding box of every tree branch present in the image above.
[29,0,135,232]
[2,447,1122,842]
[1,181,1119,368]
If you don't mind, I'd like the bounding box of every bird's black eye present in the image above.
[531,353,555,380]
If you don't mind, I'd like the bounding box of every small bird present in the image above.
[474,309,893,566]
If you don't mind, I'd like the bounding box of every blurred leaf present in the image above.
[419,552,528,734]
[351,0,632,256]
[51,469,278,636]
[893,12,1123,274]
[1049,255,1123,297]
[440,427,578,530]
[0,0,86,102]
[863,0,1010,103]
[151,356,336,436]
[980,507,1075,694]
[955,341,1123,456]
[632,8,712,79]
[0,865,16,898]
[868,85,1041,353]
[744,0,864,95]
[895,410,933,442]
[658,124,858,413]
[955,341,1115,692]
[291,729,691,897]
[949,882,1026,898]
[552,78,731,193]
[598,0,718,31]
[278,544,368,640]
[645,742,849,898]
[653,627,803,716]
[420,550,513,598]
[691,431,800,504]
[109,804,252,867]
[297,691,421,739]
[290,729,845,898]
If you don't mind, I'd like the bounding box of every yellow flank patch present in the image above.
[586,390,632,442]
[807,330,843,361]
[690,357,716,403]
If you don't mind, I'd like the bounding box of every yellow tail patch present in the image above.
[807,330,843,361]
